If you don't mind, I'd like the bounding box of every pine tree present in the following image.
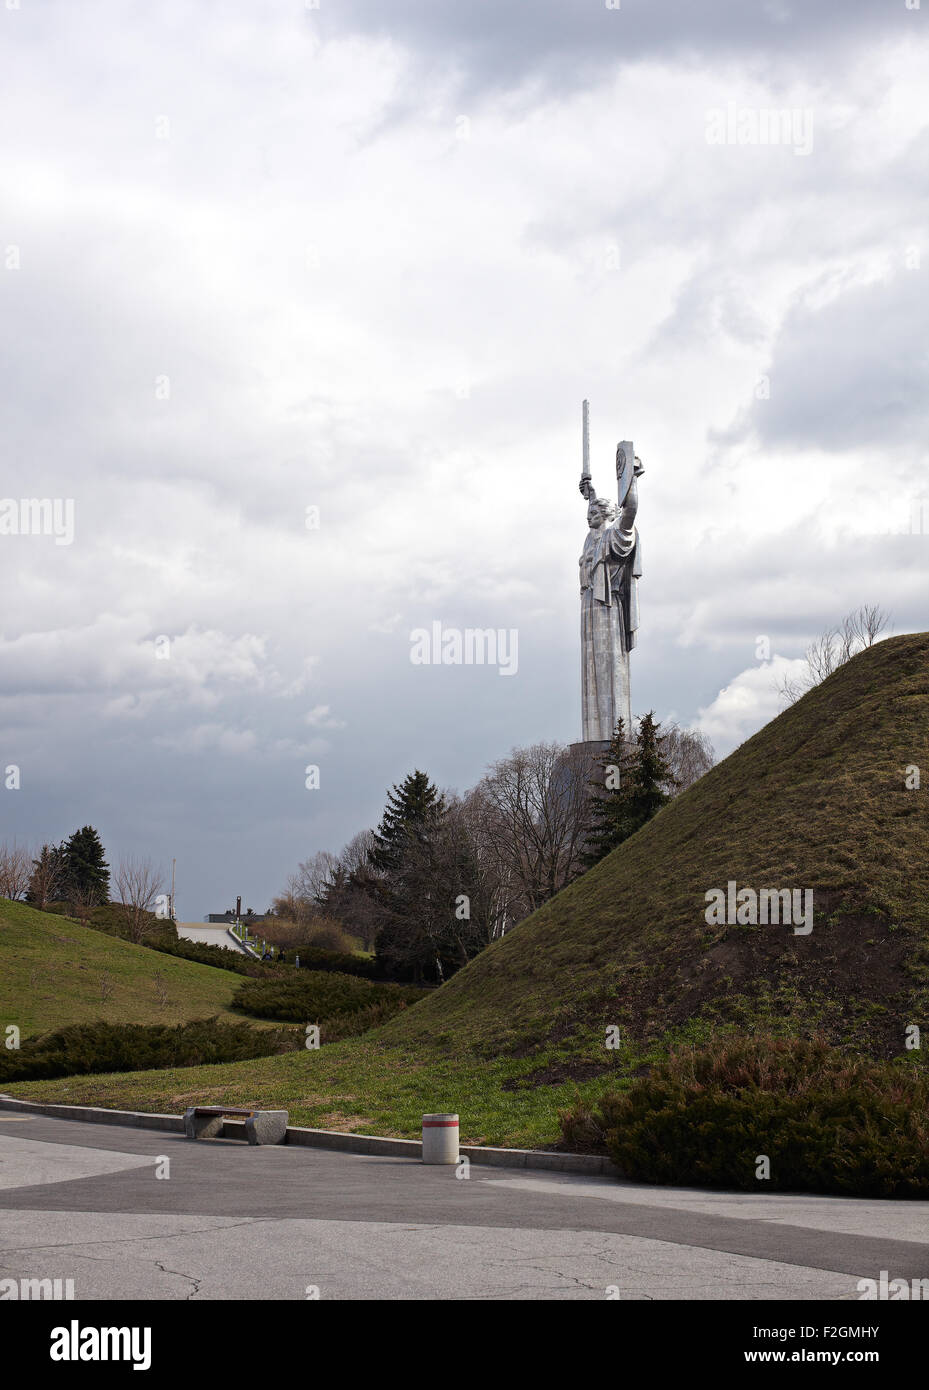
[582,713,676,866]
[626,712,676,831]
[369,771,450,982]
[581,719,636,867]
[61,825,110,906]
[370,771,444,873]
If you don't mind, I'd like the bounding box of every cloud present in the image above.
[304,704,346,729]
[368,612,404,635]
[696,656,807,753]
[0,2,926,918]
[154,723,259,757]
[0,619,269,706]
[716,266,929,452]
[319,0,900,101]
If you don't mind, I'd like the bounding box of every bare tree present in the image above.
[844,603,890,649]
[27,844,65,910]
[294,850,340,904]
[455,788,521,941]
[273,832,383,951]
[470,741,591,919]
[0,842,33,901]
[114,857,165,943]
[271,873,318,926]
[331,831,383,950]
[340,829,376,878]
[778,605,890,705]
[67,879,100,927]
[660,724,716,795]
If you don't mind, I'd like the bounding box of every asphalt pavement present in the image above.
[0,1113,926,1300]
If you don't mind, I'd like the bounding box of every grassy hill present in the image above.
[378,629,929,1062]
[8,632,929,1145]
[0,899,256,1033]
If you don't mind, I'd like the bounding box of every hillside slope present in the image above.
[0,900,253,1033]
[379,630,929,1059]
[8,633,928,1145]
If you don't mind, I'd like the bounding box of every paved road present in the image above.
[174,923,252,955]
[0,1113,927,1300]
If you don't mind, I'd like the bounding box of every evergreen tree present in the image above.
[627,712,676,830]
[582,713,676,866]
[370,771,444,873]
[581,719,636,867]
[61,825,110,906]
[369,771,452,983]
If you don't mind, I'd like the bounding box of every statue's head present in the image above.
[588,497,617,529]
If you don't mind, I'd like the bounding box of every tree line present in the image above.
[275,717,715,985]
[0,827,166,943]
[0,721,711,982]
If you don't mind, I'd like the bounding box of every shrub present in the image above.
[261,915,361,956]
[36,902,371,980]
[91,902,173,941]
[230,969,427,1037]
[317,998,424,1042]
[298,921,359,954]
[558,1035,929,1197]
[558,1096,611,1155]
[146,935,273,978]
[292,947,377,979]
[0,1017,300,1083]
[44,901,175,945]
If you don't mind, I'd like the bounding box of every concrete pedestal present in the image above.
[570,740,611,759]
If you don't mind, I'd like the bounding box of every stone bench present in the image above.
[183,1105,288,1145]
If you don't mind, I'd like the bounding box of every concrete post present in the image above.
[422,1113,459,1164]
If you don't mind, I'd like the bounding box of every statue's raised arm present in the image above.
[579,399,594,502]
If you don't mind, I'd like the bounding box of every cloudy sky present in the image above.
[1,0,927,921]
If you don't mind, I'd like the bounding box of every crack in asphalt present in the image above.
[0,1216,269,1256]
[153,1259,203,1300]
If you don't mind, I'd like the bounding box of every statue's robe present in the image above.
[579,491,641,743]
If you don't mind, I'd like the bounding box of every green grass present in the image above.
[0,1013,793,1147]
[7,633,929,1149]
[0,1040,617,1146]
[372,629,929,1059]
[0,899,264,1033]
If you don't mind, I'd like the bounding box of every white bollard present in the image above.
[422,1113,459,1164]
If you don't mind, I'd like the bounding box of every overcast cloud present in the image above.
[1,1,926,920]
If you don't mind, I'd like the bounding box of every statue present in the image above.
[577,401,643,743]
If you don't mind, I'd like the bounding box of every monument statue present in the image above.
[577,400,643,744]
